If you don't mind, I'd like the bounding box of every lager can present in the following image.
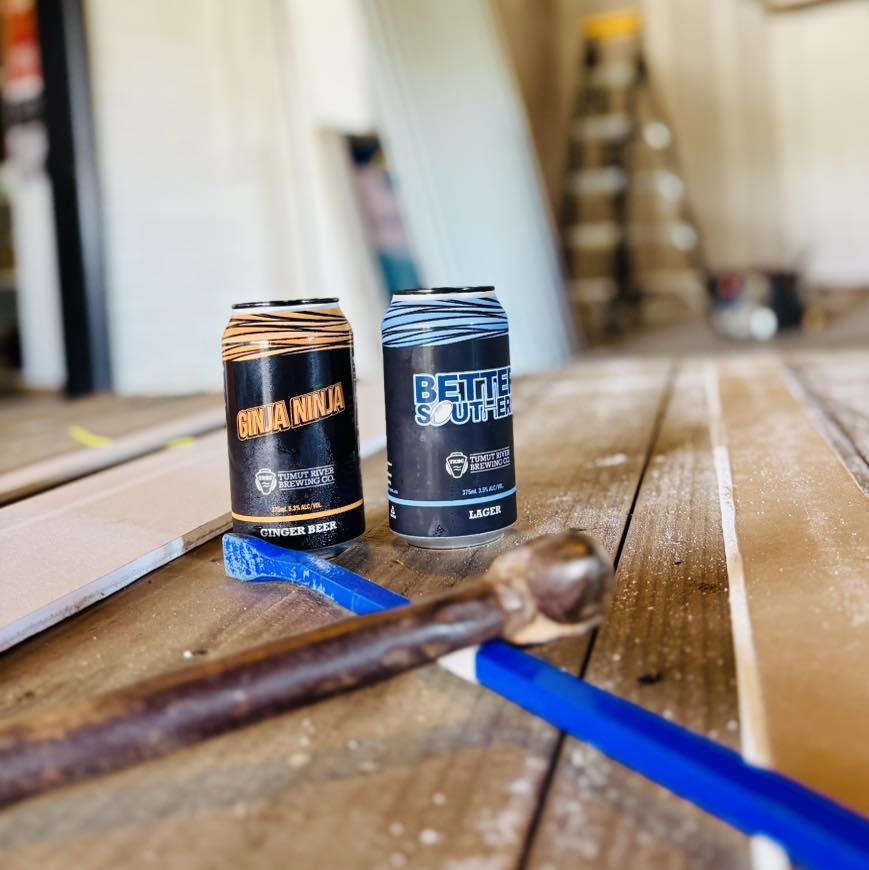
[381,286,517,548]
[222,298,365,555]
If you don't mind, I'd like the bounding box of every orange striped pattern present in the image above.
[222,308,352,363]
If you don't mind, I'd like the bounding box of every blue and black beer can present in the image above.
[381,286,517,548]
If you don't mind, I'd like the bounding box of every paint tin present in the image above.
[381,286,517,548]
[222,299,365,556]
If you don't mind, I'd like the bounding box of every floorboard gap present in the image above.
[515,360,678,869]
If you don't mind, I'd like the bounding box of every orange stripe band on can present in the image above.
[231,499,364,524]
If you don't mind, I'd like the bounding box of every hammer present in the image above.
[225,535,869,870]
[0,530,612,807]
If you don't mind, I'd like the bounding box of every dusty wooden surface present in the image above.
[716,358,869,814]
[0,381,384,506]
[0,432,230,652]
[789,352,869,494]
[528,364,748,869]
[0,354,866,869]
[0,393,222,475]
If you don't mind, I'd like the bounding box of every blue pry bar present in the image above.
[223,533,869,870]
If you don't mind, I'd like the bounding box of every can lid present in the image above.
[394,286,495,296]
[232,298,339,310]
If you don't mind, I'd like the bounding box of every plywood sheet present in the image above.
[0,432,231,652]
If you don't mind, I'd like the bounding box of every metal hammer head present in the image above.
[486,530,614,643]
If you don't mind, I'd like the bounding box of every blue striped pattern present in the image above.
[381,297,509,348]
[388,486,517,509]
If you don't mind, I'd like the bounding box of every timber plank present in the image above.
[0,360,669,870]
[0,380,385,649]
[713,357,869,816]
[788,353,869,495]
[0,392,222,475]
[527,364,749,869]
[0,431,231,652]
[0,379,384,505]
[0,403,225,506]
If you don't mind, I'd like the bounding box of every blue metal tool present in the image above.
[223,533,869,870]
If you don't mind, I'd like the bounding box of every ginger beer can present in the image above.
[222,299,364,555]
[381,286,517,548]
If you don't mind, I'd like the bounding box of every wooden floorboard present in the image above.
[0,393,222,475]
[0,380,385,506]
[712,358,869,817]
[0,432,230,652]
[788,353,869,495]
[0,361,669,870]
[3,354,864,868]
[526,363,749,869]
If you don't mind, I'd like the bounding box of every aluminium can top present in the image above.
[393,286,495,296]
[231,298,339,310]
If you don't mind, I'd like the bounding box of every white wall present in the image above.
[88,0,576,392]
[3,126,66,389]
[642,0,869,285]
[363,0,577,373]
[643,0,782,271]
[493,0,588,208]
[768,0,869,285]
[85,0,385,394]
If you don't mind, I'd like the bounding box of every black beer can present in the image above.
[222,299,365,555]
[381,286,517,548]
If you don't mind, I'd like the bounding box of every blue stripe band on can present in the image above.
[387,486,517,508]
[382,298,509,348]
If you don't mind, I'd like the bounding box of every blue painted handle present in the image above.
[223,532,406,614]
[223,534,869,870]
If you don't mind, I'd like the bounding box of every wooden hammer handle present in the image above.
[0,580,508,807]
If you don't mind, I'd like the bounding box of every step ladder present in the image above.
[562,9,707,343]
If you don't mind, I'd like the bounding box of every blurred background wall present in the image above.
[2,0,868,396]
[362,0,575,375]
[85,0,386,393]
[83,0,574,393]
[497,0,869,282]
